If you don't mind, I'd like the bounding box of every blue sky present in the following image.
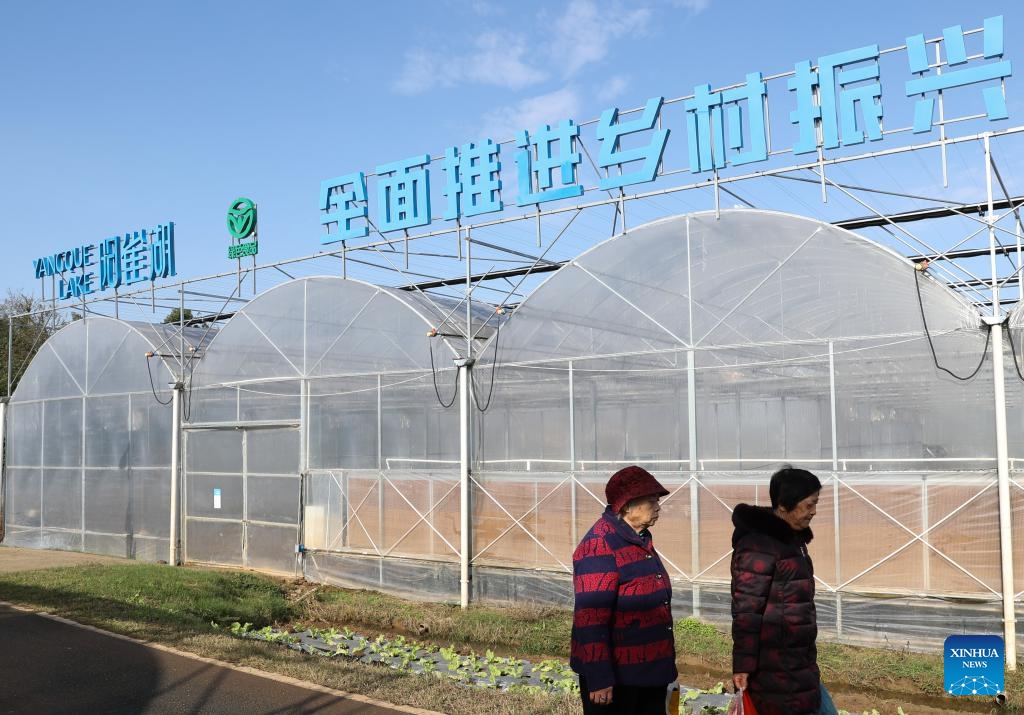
[2,0,1022,307]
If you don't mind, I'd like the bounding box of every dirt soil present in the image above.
[0,546,129,573]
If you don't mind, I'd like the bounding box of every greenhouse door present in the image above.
[183,425,301,575]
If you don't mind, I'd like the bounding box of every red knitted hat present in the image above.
[605,466,669,514]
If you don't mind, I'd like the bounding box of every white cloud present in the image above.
[394,32,546,95]
[551,0,651,78]
[392,50,437,95]
[596,74,629,103]
[669,0,710,12]
[466,33,548,87]
[392,0,656,94]
[466,0,506,15]
[478,87,582,143]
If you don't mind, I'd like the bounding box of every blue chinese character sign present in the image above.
[906,17,1011,133]
[443,139,502,219]
[320,172,369,243]
[687,74,768,171]
[317,15,1012,246]
[377,155,432,232]
[597,97,670,189]
[515,120,583,206]
[32,222,176,300]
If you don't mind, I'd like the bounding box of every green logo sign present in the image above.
[228,241,259,259]
[227,197,257,239]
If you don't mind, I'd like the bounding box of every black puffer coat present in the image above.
[731,504,820,715]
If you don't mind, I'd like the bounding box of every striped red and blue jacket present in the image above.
[570,508,677,691]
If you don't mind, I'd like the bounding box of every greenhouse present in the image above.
[469,210,1023,643]
[2,317,209,560]
[182,277,492,585]
[2,210,1023,648]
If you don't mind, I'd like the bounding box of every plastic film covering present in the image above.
[304,469,460,560]
[304,551,572,606]
[184,277,483,574]
[487,210,978,364]
[4,317,185,559]
[188,277,493,396]
[1003,303,1024,464]
[468,210,1011,646]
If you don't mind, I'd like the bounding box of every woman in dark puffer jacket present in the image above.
[731,466,836,715]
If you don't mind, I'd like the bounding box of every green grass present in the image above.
[0,562,1019,714]
[674,617,731,665]
[308,587,573,656]
[0,564,295,636]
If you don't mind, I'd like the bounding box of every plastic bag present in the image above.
[726,688,759,715]
[665,681,680,715]
[726,690,745,715]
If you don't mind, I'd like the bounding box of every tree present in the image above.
[0,291,66,397]
[162,307,194,325]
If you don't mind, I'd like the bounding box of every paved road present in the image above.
[0,603,429,715]
[0,547,436,714]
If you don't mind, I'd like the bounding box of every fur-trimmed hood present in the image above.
[731,503,813,549]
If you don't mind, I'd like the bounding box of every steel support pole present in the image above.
[169,383,183,565]
[828,341,842,636]
[377,374,384,586]
[569,360,577,547]
[6,316,12,397]
[298,378,309,576]
[990,322,1016,668]
[687,350,700,617]
[0,397,8,540]
[458,358,472,608]
[921,476,930,592]
[460,224,475,608]
[986,134,1017,668]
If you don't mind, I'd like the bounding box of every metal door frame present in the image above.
[182,420,301,574]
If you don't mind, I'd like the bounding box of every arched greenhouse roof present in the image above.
[1007,300,1024,329]
[190,276,496,389]
[486,210,982,365]
[11,316,207,402]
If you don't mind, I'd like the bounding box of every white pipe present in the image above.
[568,360,577,547]
[458,359,471,609]
[687,350,700,618]
[169,384,182,566]
[0,398,8,540]
[460,223,474,609]
[298,377,309,575]
[829,342,842,636]
[828,342,838,473]
[686,351,697,469]
[986,133,1017,669]
[990,323,1016,668]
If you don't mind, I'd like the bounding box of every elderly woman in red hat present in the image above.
[570,465,677,714]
